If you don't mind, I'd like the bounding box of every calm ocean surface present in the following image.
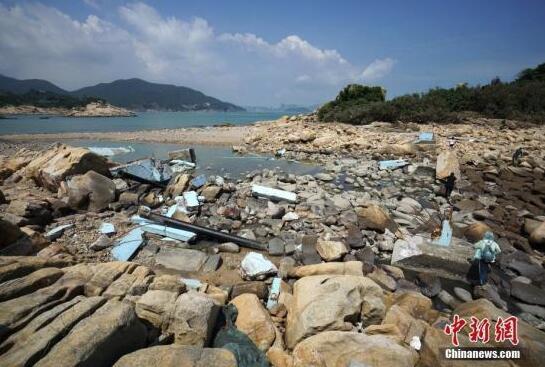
[0,111,285,135]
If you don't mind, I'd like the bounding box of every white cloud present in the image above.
[0,2,396,105]
[361,58,396,81]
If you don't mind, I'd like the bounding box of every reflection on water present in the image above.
[65,139,320,178]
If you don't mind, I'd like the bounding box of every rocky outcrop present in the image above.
[23,144,111,191]
[286,275,385,348]
[292,331,418,367]
[63,170,116,211]
[113,345,237,367]
[65,102,135,117]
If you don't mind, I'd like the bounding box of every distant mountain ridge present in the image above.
[0,75,244,112]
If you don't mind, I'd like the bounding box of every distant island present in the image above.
[0,74,244,115]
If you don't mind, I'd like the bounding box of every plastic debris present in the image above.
[110,158,172,185]
[111,228,144,261]
[130,215,196,242]
[240,252,278,280]
[190,174,207,189]
[275,148,286,157]
[214,304,269,367]
[180,277,203,290]
[433,219,452,247]
[169,160,196,173]
[251,184,297,203]
[410,336,421,351]
[99,222,116,235]
[266,277,282,310]
[415,132,434,143]
[45,224,73,241]
[183,191,200,209]
[87,146,134,157]
[378,159,409,170]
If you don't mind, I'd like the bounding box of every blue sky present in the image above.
[1,0,544,106]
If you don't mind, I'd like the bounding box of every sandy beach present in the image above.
[1,124,247,146]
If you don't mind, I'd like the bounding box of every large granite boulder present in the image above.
[286,275,385,348]
[64,170,116,211]
[23,144,111,191]
[292,331,418,367]
[436,150,461,180]
[114,345,237,367]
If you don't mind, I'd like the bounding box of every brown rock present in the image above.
[0,218,24,249]
[436,150,461,180]
[201,185,222,202]
[65,171,116,211]
[166,174,190,198]
[357,204,394,233]
[23,144,110,191]
[230,293,276,351]
[315,239,348,261]
[287,261,364,278]
[529,221,545,248]
[0,267,64,302]
[114,345,237,367]
[135,289,178,328]
[292,331,418,367]
[464,222,492,242]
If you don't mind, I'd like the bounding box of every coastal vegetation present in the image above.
[0,89,102,109]
[318,62,545,124]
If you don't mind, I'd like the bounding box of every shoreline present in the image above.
[0,125,247,146]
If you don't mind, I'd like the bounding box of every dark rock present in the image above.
[202,254,222,272]
[268,238,285,256]
[300,235,321,265]
[7,199,52,226]
[346,225,364,249]
[416,273,441,298]
[510,281,545,306]
[230,282,268,300]
[474,284,507,311]
[354,247,375,274]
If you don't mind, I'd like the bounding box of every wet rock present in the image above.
[356,204,394,233]
[23,144,111,191]
[286,275,385,348]
[416,273,441,298]
[315,239,347,261]
[65,171,116,212]
[464,221,492,242]
[292,331,417,367]
[230,293,276,351]
[113,345,237,367]
[164,291,220,346]
[510,280,545,306]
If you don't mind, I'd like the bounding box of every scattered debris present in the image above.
[378,159,409,170]
[131,215,196,242]
[183,191,200,209]
[432,219,453,247]
[45,224,73,241]
[266,277,282,310]
[251,184,297,203]
[415,132,434,143]
[190,174,207,189]
[99,222,116,235]
[110,158,172,185]
[240,252,278,280]
[111,227,144,261]
[87,146,134,156]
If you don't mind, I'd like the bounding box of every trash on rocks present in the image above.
[410,336,421,350]
[131,215,196,242]
[213,304,269,367]
[45,224,73,241]
[415,132,434,144]
[432,219,452,247]
[378,159,409,170]
[169,160,196,173]
[266,277,282,310]
[99,222,116,235]
[138,206,266,250]
[168,148,196,163]
[181,277,203,290]
[190,174,207,189]
[87,146,134,157]
[183,191,200,209]
[251,184,297,203]
[110,158,172,185]
[111,227,144,261]
[240,252,278,280]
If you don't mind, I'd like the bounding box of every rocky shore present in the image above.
[1,115,545,366]
[0,101,135,117]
